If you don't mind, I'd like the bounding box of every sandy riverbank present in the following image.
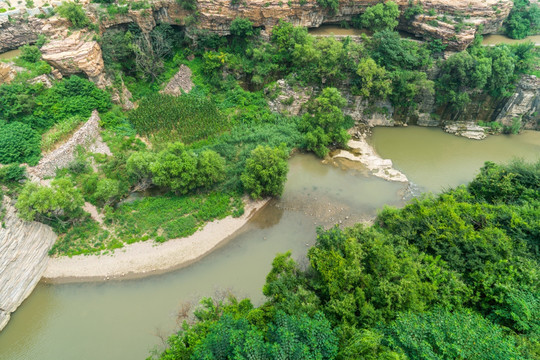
[42,198,270,283]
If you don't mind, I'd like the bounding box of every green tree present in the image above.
[355,57,392,99]
[150,143,199,194]
[126,151,156,190]
[16,178,85,224]
[384,309,526,360]
[0,164,26,184]
[196,150,226,189]
[369,30,431,71]
[241,144,289,199]
[359,1,400,32]
[93,178,122,206]
[56,2,89,28]
[300,87,350,157]
[486,45,516,97]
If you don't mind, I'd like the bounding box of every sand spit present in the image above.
[42,198,269,283]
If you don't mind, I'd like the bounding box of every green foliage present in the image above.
[316,0,339,14]
[153,297,338,360]
[369,30,431,72]
[0,122,41,165]
[56,2,89,28]
[151,159,540,360]
[384,309,525,359]
[147,143,225,194]
[241,144,289,199]
[505,0,540,39]
[108,191,240,243]
[300,87,350,157]
[0,164,26,184]
[41,115,84,153]
[359,1,400,32]
[403,1,423,20]
[16,178,85,225]
[0,76,110,137]
[176,0,197,11]
[389,70,433,110]
[129,93,227,144]
[19,45,41,63]
[354,57,392,99]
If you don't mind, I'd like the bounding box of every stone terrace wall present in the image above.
[27,110,112,180]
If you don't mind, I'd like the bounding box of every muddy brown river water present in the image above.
[0,128,539,359]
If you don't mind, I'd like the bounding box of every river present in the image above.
[0,127,539,359]
[0,49,21,60]
[307,24,540,45]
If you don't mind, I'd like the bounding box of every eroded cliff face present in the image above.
[0,197,57,332]
[268,73,540,139]
[0,0,512,55]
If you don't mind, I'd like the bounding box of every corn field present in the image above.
[129,93,228,144]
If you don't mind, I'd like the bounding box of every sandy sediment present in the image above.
[42,198,269,283]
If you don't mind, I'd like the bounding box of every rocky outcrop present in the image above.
[161,64,194,96]
[332,137,408,182]
[494,75,540,130]
[0,17,40,53]
[0,63,17,84]
[444,122,486,140]
[27,111,112,180]
[41,32,104,78]
[89,0,512,51]
[266,79,312,116]
[0,196,57,332]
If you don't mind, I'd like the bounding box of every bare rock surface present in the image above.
[27,110,112,180]
[266,79,312,116]
[444,122,486,140]
[333,137,408,182]
[495,75,540,130]
[161,64,194,96]
[0,62,17,84]
[0,197,57,332]
[41,32,104,78]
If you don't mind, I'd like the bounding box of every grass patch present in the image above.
[49,191,243,256]
[41,115,84,153]
[129,92,229,145]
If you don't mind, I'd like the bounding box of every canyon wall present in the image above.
[1,0,512,54]
[0,197,57,332]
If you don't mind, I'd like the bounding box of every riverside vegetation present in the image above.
[149,159,540,360]
[0,1,538,252]
[0,0,538,357]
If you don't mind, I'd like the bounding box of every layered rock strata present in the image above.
[0,197,57,332]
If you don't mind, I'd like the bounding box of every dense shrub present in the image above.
[240,144,289,199]
[0,122,41,165]
[0,164,26,184]
[505,0,540,39]
[56,2,89,28]
[384,309,525,359]
[300,87,350,157]
[20,45,41,63]
[16,178,85,224]
[357,1,399,32]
